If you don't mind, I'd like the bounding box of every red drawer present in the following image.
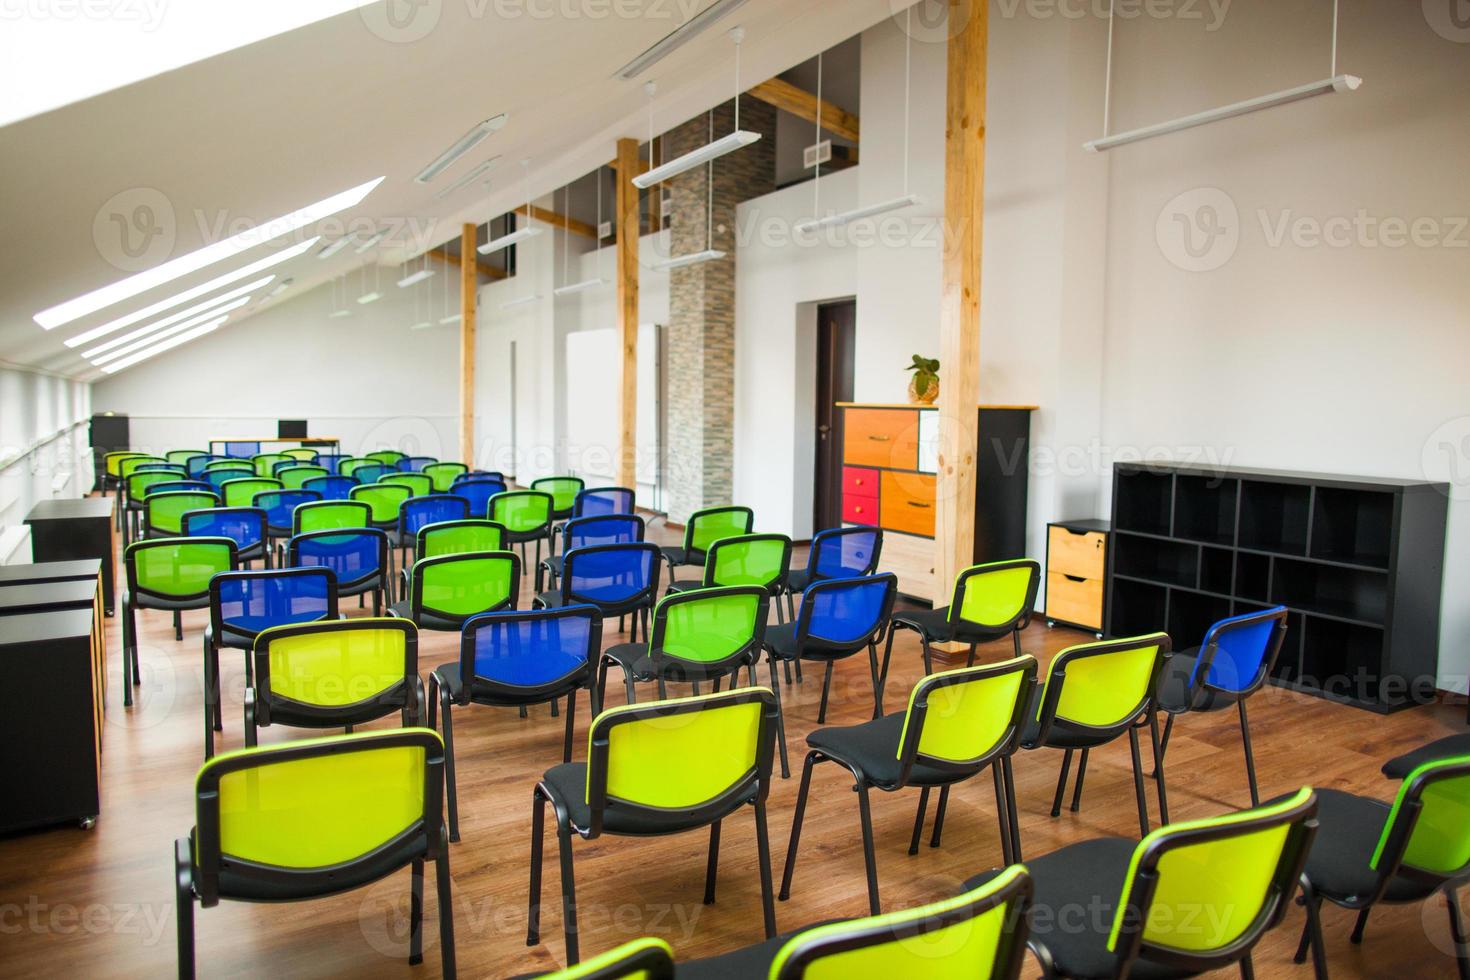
[843,466,880,498]
[843,492,879,524]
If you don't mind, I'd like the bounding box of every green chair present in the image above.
[1019,633,1172,842]
[293,499,371,535]
[682,864,1034,979]
[166,450,209,467]
[424,462,469,493]
[491,490,554,566]
[123,469,187,544]
[527,687,781,965]
[338,457,371,480]
[352,483,413,528]
[659,505,754,579]
[105,450,146,491]
[781,657,1037,914]
[282,447,319,462]
[203,459,254,476]
[221,477,281,509]
[532,476,585,536]
[390,551,521,633]
[380,472,433,497]
[1294,755,1470,979]
[121,537,237,705]
[251,453,291,477]
[174,728,456,979]
[145,490,221,539]
[246,618,424,746]
[118,455,169,531]
[529,938,674,979]
[666,533,793,621]
[884,559,1041,676]
[399,520,507,599]
[965,789,1318,980]
[366,449,408,467]
[278,464,330,490]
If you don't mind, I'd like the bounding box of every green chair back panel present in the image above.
[599,696,762,809]
[127,471,177,498]
[422,522,505,558]
[420,556,514,615]
[710,538,787,589]
[538,937,673,979]
[775,900,1010,978]
[298,502,371,533]
[338,458,369,477]
[901,662,1027,764]
[535,478,582,512]
[264,625,406,706]
[120,455,166,478]
[1050,638,1162,728]
[223,478,282,509]
[380,473,432,497]
[659,592,761,664]
[280,466,330,490]
[952,564,1034,627]
[107,452,146,476]
[253,454,292,477]
[134,541,233,596]
[366,450,406,465]
[283,448,319,462]
[689,510,750,554]
[209,738,426,868]
[147,492,220,533]
[1375,758,1470,874]
[493,493,551,533]
[423,463,468,493]
[166,450,208,466]
[352,486,411,522]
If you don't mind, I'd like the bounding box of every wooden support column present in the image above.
[614,137,640,490]
[935,0,988,600]
[459,223,477,466]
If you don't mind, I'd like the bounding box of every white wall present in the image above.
[0,365,92,562]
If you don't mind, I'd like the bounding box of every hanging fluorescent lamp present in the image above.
[631,130,760,190]
[499,293,540,310]
[357,291,382,305]
[434,158,500,200]
[90,297,250,365]
[655,249,725,271]
[615,0,749,79]
[354,231,386,254]
[317,236,356,259]
[79,275,272,358]
[99,316,229,374]
[62,238,316,348]
[329,308,351,319]
[415,115,508,183]
[34,177,382,330]
[439,313,462,325]
[265,279,292,299]
[479,225,541,254]
[795,194,921,233]
[554,278,606,296]
[552,177,607,296]
[397,268,435,288]
[408,320,435,331]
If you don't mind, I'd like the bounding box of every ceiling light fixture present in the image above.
[317,236,355,259]
[354,230,386,254]
[265,279,292,299]
[554,177,607,296]
[655,248,725,271]
[499,294,539,309]
[90,297,249,365]
[433,158,500,200]
[414,115,508,183]
[656,105,727,270]
[35,177,382,330]
[80,275,271,358]
[99,316,229,374]
[479,159,543,254]
[357,291,382,305]
[397,268,435,288]
[796,195,923,233]
[61,238,315,349]
[614,0,749,79]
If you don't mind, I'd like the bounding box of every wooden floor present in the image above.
[0,514,1464,979]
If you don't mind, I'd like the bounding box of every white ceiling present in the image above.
[0,0,915,380]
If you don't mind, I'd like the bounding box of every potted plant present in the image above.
[905,354,940,405]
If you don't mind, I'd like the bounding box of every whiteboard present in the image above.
[563,325,660,497]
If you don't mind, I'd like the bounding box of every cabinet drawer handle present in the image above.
[1064,574,1086,583]
[907,501,931,509]
[867,435,891,442]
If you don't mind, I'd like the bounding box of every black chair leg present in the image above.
[992,762,1014,864]
[1239,952,1255,980]
[876,625,896,710]
[122,595,136,706]
[408,857,425,965]
[856,782,881,915]
[929,785,950,848]
[817,661,834,724]
[174,839,196,980]
[441,687,460,843]
[766,655,790,779]
[965,643,977,668]
[562,690,576,765]
[1148,712,1171,824]
[703,820,721,905]
[779,752,819,900]
[1350,907,1370,944]
[1239,699,1260,806]
[550,695,559,717]
[174,609,183,642]
[1293,884,1330,980]
[908,787,931,856]
[920,639,934,676]
[1003,756,1022,860]
[1051,749,1074,818]
[1450,889,1470,980]
[1128,725,1151,838]
[556,815,580,964]
[754,801,777,939]
[867,641,883,719]
[1152,713,1174,778]
[436,843,457,979]
[1069,748,1089,813]
[526,787,546,947]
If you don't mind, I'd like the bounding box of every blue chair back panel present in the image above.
[203,468,254,491]
[452,478,507,516]
[353,463,394,484]
[217,573,331,633]
[150,480,213,496]
[256,490,322,530]
[293,532,383,586]
[399,456,438,472]
[566,515,643,550]
[1193,609,1284,692]
[187,455,232,478]
[224,441,261,458]
[470,610,594,687]
[183,509,265,551]
[806,576,891,644]
[315,454,348,473]
[402,495,471,535]
[576,488,636,517]
[567,547,655,604]
[303,476,356,500]
[812,527,881,579]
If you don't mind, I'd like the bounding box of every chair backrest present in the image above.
[1035,633,1172,739]
[182,507,267,553]
[380,473,433,497]
[399,495,471,537]
[253,617,416,716]
[278,465,330,490]
[125,537,237,601]
[423,462,468,492]
[186,454,232,478]
[491,490,554,534]
[562,514,645,552]
[806,525,884,581]
[417,519,507,559]
[770,865,1033,980]
[1372,754,1470,885]
[120,455,166,479]
[411,551,521,621]
[209,567,337,640]
[1107,788,1318,971]
[126,469,183,501]
[204,458,253,474]
[460,605,600,698]
[255,489,323,532]
[946,559,1041,635]
[350,484,412,526]
[252,453,292,477]
[288,528,388,589]
[105,451,146,477]
[682,505,755,559]
[203,465,255,491]
[294,500,372,535]
[585,688,777,837]
[313,454,350,474]
[282,448,319,462]
[224,441,262,459]
[350,462,394,485]
[221,477,282,509]
[397,455,438,472]
[796,573,898,652]
[148,479,213,496]
[449,476,507,516]
[561,543,662,611]
[531,938,674,980]
[575,486,636,518]
[302,475,357,500]
[134,462,186,475]
[337,458,371,479]
[1190,606,1289,698]
[532,476,585,515]
[165,450,209,467]
[896,658,1037,784]
[364,450,407,466]
[146,490,221,535]
[190,728,444,906]
[702,534,792,593]
[648,586,767,672]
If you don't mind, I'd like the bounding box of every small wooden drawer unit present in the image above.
[1045,519,1110,634]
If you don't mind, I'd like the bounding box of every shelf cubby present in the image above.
[1174,474,1238,545]
[1239,480,1311,555]
[1235,551,1271,602]
[1310,487,1393,568]
[1109,578,1168,639]
[1114,469,1172,536]
[1167,590,1232,651]
[1200,547,1234,595]
[1271,558,1387,625]
[1113,533,1197,589]
[1300,617,1387,704]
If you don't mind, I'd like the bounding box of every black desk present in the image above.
[0,559,103,586]
[0,580,100,615]
[25,498,116,616]
[0,608,103,831]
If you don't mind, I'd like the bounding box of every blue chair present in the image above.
[148,479,213,496]
[314,453,350,473]
[549,486,637,551]
[395,495,472,584]
[303,475,356,500]
[202,467,254,492]
[202,566,338,758]
[398,456,439,472]
[429,605,601,841]
[222,441,260,458]
[253,488,323,550]
[288,527,390,615]
[181,507,268,566]
[1154,606,1289,812]
[450,475,507,516]
[134,462,186,474]
[783,525,883,620]
[533,542,661,643]
[186,455,232,478]
[351,462,394,485]
[539,514,645,594]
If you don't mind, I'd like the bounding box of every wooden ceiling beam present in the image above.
[747,77,859,143]
[426,246,505,279]
[515,204,599,239]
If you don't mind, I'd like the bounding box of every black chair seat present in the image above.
[1381,734,1470,780]
[660,546,701,569]
[665,579,704,594]
[204,624,254,652]
[890,606,1017,646]
[807,713,967,787]
[678,924,846,979]
[1295,789,1439,903]
[534,591,565,609]
[386,601,467,632]
[540,763,732,836]
[965,839,1192,980]
[215,832,427,902]
[1156,648,1239,713]
[129,591,208,612]
[764,623,799,659]
[335,574,381,598]
[784,568,812,593]
[542,555,564,579]
[434,663,584,706]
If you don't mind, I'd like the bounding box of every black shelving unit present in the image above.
[1106,462,1448,713]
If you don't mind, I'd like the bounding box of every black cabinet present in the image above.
[26,498,116,616]
[1106,462,1448,713]
[89,412,130,491]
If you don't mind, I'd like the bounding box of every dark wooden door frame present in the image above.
[814,299,856,533]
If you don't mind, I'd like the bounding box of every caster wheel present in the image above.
[1046,620,1056,629]
[1096,632,1104,640]
[79,816,97,830]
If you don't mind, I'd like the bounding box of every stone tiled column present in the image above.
[664,98,775,524]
